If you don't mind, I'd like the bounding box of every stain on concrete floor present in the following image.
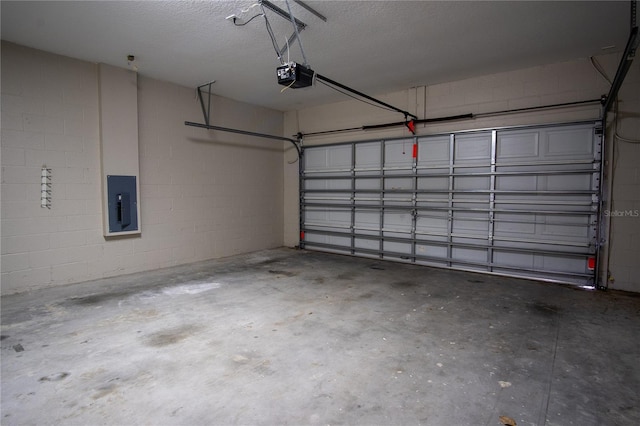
[1,248,639,425]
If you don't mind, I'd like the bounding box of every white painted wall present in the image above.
[1,42,284,295]
[604,57,640,293]
[284,54,640,293]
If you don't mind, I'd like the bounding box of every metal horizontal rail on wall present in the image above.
[187,81,302,157]
[185,121,301,158]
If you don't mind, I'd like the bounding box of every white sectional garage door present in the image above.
[300,121,602,286]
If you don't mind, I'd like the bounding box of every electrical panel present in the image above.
[107,175,138,233]
[277,62,314,88]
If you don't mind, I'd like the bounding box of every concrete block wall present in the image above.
[604,57,640,293]
[284,53,640,293]
[1,42,284,295]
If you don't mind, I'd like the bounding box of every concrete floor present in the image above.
[1,248,639,426]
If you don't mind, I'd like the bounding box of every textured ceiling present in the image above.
[0,1,631,112]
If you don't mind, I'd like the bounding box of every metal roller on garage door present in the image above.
[300,121,602,287]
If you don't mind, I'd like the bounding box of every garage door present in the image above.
[300,121,602,286]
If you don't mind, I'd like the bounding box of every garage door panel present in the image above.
[354,197,379,206]
[306,145,352,170]
[305,208,350,226]
[417,202,449,211]
[416,213,448,234]
[541,223,590,240]
[452,263,487,273]
[455,133,491,162]
[496,175,539,191]
[546,174,592,191]
[354,238,378,251]
[355,142,381,170]
[451,235,489,246]
[417,196,449,205]
[309,194,350,206]
[384,211,412,232]
[545,127,593,157]
[355,211,380,230]
[454,176,491,190]
[328,145,353,167]
[417,175,449,190]
[305,232,350,246]
[452,213,489,234]
[416,234,450,244]
[453,195,490,205]
[385,139,414,168]
[542,255,587,274]
[305,179,352,191]
[355,179,380,190]
[416,243,448,259]
[383,241,412,255]
[417,136,450,165]
[494,251,535,269]
[384,198,412,208]
[303,148,329,170]
[385,177,413,190]
[495,193,592,203]
[301,122,600,287]
[494,213,537,235]
[416,260,451,268]
[497,131,540,159]
[540,215,591,238]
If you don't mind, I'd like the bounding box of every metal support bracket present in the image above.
[188,82,302,158]
[602,25,639,113]
[294,0,327,22]
[197,81,215,127]
[261,0,308,62]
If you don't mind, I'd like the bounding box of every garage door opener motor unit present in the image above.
[277,62,314,88]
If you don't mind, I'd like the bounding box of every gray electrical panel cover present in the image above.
[107,175,138,233]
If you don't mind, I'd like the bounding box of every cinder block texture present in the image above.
[1,42,284,294]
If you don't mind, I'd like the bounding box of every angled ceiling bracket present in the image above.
[261,0,309,62]
[262,0,306,30]
[293,0,327,22]
[197,81,215,127]
[187,82,302,158]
